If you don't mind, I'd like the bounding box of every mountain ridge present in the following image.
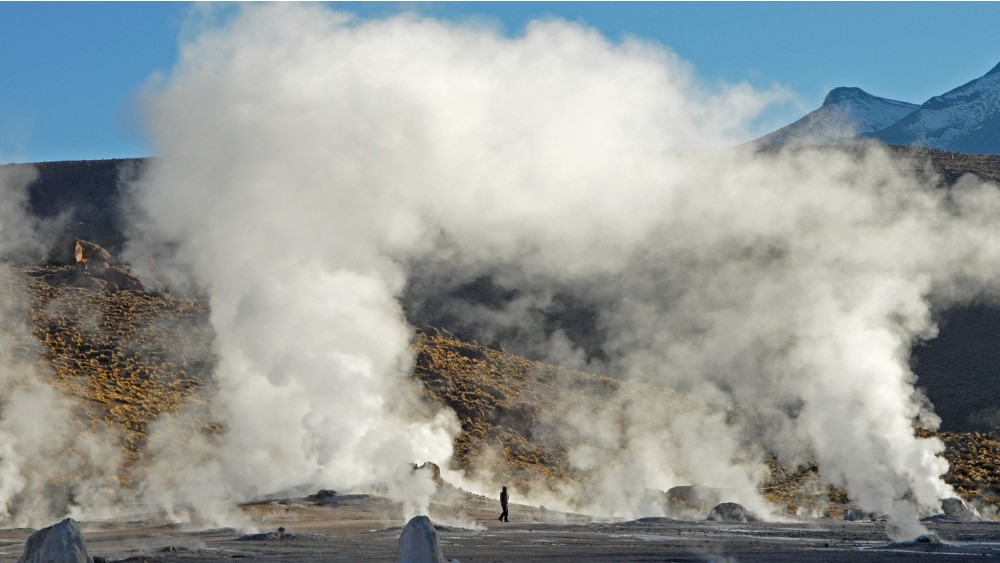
[874,62,1000,154]
[759,60,1000,154]
[757,87,919,146]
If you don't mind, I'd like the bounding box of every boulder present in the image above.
[397,515,445,563]
[941,497,981,521]
[74,239,111,274]
[706,502,756,523]
[18,518,93,563]
[843,508,885,522]
[70,272,109,291]
[667,485,724,510]
[61,239,146,292]
[47,235,79,265]
[103,265,144,292]
[237,527,290,541]
[307,489,338,503]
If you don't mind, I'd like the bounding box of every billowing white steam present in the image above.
[124,4,1000,536]
[0,166,123,526]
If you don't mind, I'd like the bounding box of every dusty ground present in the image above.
[2,491,1000,562]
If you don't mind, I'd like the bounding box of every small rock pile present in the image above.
[71,239,143,292]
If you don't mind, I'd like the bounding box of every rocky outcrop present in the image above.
[74,239,111,274]
[307,489,338,503]
[412,462,445,488]
[397,515,445,563]
[706,502,756,523]
[18,518,92,563]
[64,239,144,292]
[101,263,144,292]
[941,497,982,521]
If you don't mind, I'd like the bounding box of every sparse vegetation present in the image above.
[9,255,1000,513]
[13,264,215,474]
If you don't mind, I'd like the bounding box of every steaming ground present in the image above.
[5,2,1000,551]
[5,490,1000,562]
[6,258,1000,561]
[118,3,1000,538]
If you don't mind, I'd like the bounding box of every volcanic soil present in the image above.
[4,490,1000,562]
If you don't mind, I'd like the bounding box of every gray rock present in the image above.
[397,515,445,563]
[667,485,723,510]
[844,509,886,522]
[706,502,756,523]
[103,266,144,292]
[18,518,93,563]
[307,489,338,503]
[942,497,981,521]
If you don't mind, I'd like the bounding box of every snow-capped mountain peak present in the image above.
[758,60,1000,154]
[875,62,1000,153]
[756,87,918,146]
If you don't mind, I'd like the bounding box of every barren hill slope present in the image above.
[9,260,1000,513]
[9,264,214,471]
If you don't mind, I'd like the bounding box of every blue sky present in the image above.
[2,2,1000,164]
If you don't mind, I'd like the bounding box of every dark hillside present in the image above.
[10,260,1000,512]
[10,150,1000,432]
[5,158,147,256]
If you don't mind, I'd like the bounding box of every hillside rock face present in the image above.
[757,87,918,145]
[18,518,92,563]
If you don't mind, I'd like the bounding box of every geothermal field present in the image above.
[4,4,1000,562]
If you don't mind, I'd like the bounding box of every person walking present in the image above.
[498,486,509,522]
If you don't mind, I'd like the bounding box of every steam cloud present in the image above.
[114,3,1000,537]
[0,166,123,526]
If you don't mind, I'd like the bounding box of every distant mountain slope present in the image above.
[757,87,918,145]
[758,61,1000,154]
[875,62,1000,154]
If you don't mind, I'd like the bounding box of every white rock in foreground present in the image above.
[397,515,446,563]
[18,518,93,563]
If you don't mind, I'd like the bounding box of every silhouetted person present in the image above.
[498,486,509,522]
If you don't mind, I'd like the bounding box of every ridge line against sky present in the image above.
[2,1,1000,164]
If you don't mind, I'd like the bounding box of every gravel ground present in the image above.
[2,492,1000,562]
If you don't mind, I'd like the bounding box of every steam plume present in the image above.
[0,165,122,526]
[124,4,1000,537]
